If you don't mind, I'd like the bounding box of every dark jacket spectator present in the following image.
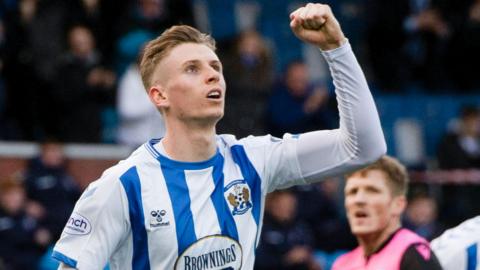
[437,105,480,226]
[24,141,81,240]
[52,25,115,142]
[294,180,356,252]
[0,178,50,270]
[266,61,333,137]
[219,30,274,137]
[403,194,445,241]
[437,106,480,169]
[255,190,321,270]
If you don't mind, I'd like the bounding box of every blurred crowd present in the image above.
[0,141,80,269]
[0,0,478,144]
[0,0,480,269]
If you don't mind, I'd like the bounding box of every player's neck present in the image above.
[358,222,401,257]
[162,121,217,162]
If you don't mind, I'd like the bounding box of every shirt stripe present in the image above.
[467,243,477,270]
[211,154,239,241]
[120,167,150,270]
[230,145,262,245]
[184,168,221,239]
[159,155,197,255]
[52,251,78,268]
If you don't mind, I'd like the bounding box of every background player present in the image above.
[53,3,386,269]
[332,156,443,270]
[431,215,480,270]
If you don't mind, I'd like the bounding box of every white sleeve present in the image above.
[52,174,130,269]
[431,216,480,270]
[295,40,386,182]
[239,41,385,192]
[238,134,304,193]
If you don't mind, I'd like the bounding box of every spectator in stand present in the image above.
[118,0,195,35]
[255,190,321,270]
[65,0,124,67]
[401,0,451,90]
[0,177,51,270]
[256,0,306,72]
[24,140,81,241]
[218,29,274,137]
[403,193,444,241]
[363,0,408,91]
[446,0,480,91]
[364,0,451,91]
[294,178,356,252]
[437,105,480,226]
[52,25,116,143]
[266,61,333,137]
[2,0,68,140]
[117,54,166,148]
[438,105,480,169]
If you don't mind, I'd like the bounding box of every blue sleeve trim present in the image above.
[467,243,477,270]
[52,250,78,268]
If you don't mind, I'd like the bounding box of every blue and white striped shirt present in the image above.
[53,134,305,270]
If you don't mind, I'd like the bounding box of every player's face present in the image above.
[152,43,226,124]
[344,170,404,237]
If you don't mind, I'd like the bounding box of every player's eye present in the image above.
[366,186,381,194]
[185,65,198,73]
[345,188,356,196]
[211,64,222,72]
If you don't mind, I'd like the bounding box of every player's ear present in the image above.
[149,85,169,109]
[392,195,407,216]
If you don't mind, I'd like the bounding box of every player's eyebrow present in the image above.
[209,59,222,66]
[181,59,222,67]
[181,59,201,67]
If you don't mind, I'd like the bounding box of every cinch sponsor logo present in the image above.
[64,212,91,235]
[183,244,237,270]
[175,235,242,270]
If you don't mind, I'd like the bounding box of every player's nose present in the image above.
[205,67,220,84]
[352,190,368,204]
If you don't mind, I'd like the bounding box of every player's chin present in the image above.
[212,105,224,118]
[202,109,224,123]
[349,224,373,235]
[213,111,224,122]
[351,228,370,236]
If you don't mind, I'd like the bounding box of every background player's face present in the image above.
[153,43,226,124]
[344,170,404,236]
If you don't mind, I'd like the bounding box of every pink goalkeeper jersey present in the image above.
[332,229,430,270]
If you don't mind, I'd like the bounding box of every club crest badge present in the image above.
[225,180,252,216]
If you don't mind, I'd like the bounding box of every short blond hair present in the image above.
[346,155,409,196]
[139,25,216,91]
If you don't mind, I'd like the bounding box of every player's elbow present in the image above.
[370,145,387,164]
[349,132,387,166]
[361,138,387,165]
